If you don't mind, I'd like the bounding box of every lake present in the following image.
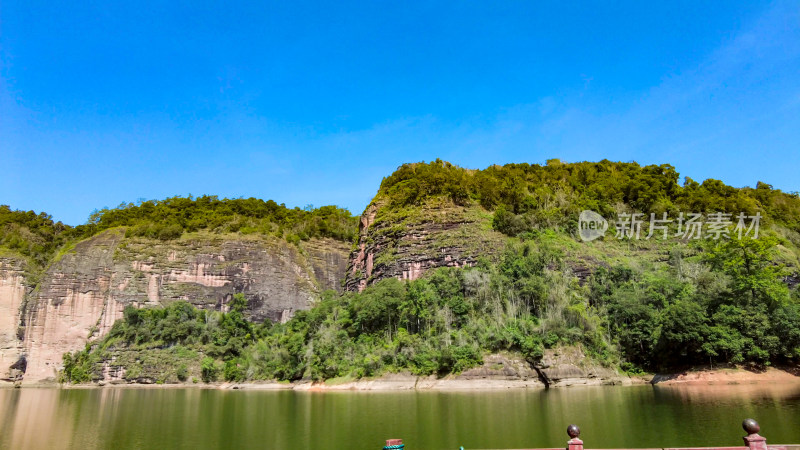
[1,384,799,449]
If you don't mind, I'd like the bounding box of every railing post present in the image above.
[383,438,404,449]
[567,425,583,450]
[743,419,768,450]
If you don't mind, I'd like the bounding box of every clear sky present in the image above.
[2,1,799,225]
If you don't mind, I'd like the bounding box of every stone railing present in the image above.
[381,419,798,450]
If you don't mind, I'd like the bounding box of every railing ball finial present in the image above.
[567,424,583,450]
[742,419,768,450]
[742,419,760,435]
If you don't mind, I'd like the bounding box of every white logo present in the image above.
[577,210,761,242]
[579,210,608,242]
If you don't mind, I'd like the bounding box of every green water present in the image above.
[1,384,799,450]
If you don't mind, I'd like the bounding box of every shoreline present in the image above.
[5,366,799,391]
[651,366,800,385]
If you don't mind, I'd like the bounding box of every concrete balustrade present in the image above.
[383,418,797,450]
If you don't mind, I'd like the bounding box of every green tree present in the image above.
[201,357,217,382]
[704,236,790,308]
[654,300,711,368]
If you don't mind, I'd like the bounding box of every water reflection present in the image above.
[0,384,798,450]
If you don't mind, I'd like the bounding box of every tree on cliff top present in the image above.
[375,160,800,238]
[0,205,70,265]
[78,196,357,242]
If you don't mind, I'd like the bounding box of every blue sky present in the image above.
[2,1,799,225]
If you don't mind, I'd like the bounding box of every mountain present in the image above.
[2,160,799,385]
[0,199,354,383]
[346,159,800,290]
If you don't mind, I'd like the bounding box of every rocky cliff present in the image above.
[344,199,506,291]
[0,229,350,384]
[536,347,622,387]
[0,257,26,382]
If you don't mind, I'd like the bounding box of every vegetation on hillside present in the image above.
[597,236,799,369]
[62,231,800,383]
[0,205,70,266]
[7,159,800,265]
[6,159,798,383]
[82,196,357,243]
[0,197,357,269]
[62,294,256,383]
[377,159,800,241]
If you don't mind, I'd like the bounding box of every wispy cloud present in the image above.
[293,0,800,193]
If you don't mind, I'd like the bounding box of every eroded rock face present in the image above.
[344,201,505,291]
[536,347,621,387]
[23,229,125,383]
[108,234,349,322]
[0,258,26,382]
[457,353,541,381]
[14,230,350,384]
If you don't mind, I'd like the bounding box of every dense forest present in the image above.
[84,196,357,243]
[0,196,358,267]
[0,205,71,266]
[378,159,800,241]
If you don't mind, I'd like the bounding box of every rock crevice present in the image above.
[344,201,505,291]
